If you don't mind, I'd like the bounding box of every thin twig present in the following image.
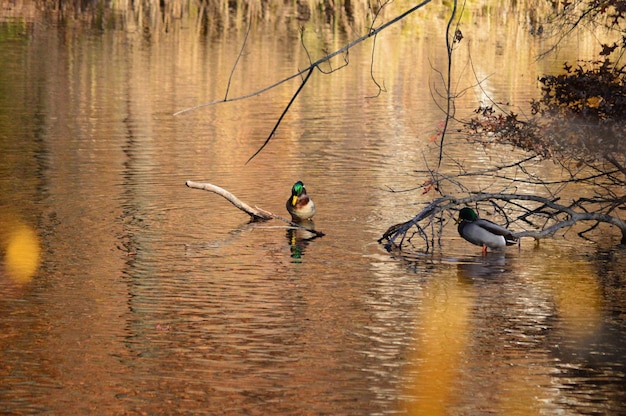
[224,20,252,101]
[437,0,459,168]
[245,67,314,164]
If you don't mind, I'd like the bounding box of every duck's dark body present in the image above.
[457,208,517,251]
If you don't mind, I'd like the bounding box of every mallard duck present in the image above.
[286,181,316,221]
[457,207,517,253]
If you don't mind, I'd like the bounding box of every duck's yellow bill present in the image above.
[291,195,298,206]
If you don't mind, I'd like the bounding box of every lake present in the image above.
[1,1,625,414]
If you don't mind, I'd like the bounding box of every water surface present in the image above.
[1,2,625,415]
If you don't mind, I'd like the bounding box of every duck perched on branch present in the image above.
[457,207,517,254]
[287,181,316,221]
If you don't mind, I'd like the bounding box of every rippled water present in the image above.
[1,3,626,415]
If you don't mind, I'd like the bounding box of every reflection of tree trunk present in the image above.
[403,277,473,416]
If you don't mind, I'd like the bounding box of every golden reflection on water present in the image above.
[401,246,606,415]
[548,258,603,340]
[0,214,40,285]
[403,272,474,416]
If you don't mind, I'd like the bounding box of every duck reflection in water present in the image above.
[287,223,319,260]
[457,251,511,281]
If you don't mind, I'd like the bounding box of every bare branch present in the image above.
[186,180,272,220]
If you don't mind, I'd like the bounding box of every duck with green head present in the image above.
[457,207,517,254]
[287,181,316,221]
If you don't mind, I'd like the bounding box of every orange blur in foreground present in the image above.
[2,218,41,285]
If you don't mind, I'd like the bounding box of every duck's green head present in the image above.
[291,181,305,196]
[458,207,478,222]
[290,181,305,206]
